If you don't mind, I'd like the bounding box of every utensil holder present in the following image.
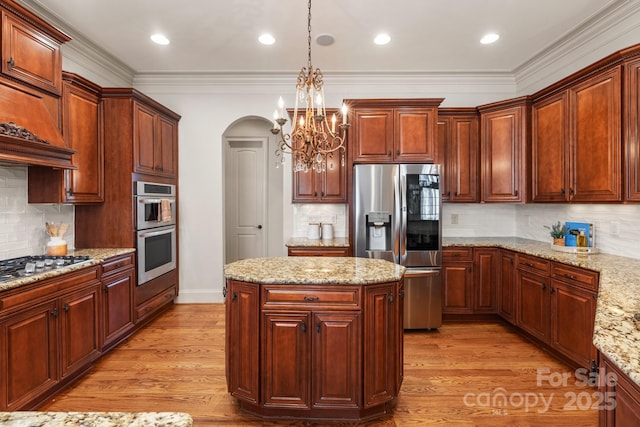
[47,236,67,256]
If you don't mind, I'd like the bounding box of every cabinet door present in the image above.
[292,167,319,202]
[60,284,101,378]
[225,281,260,403]
[352,109,393,162]
[498,251,516,324]
[0,300,58,410]
[531,92,568,202]
[102,270,135,350]
[625,57,640,201]
[569,67,621,202]
[133,101,158,175]
[62,77,104,203]
[312,312,360,408]
[157,114,178,178]
[438,118,451,201]
[1,11,62,94]
[473,249,497,313]
[394,108,437,162]
[481,105,526,202]
[363,284,397,408]
[600,356,640,427]
[516,270,549,342]
[549,280,597,370]
[320,152,346,202]
[262,312,310,409]
[442,261,473,314]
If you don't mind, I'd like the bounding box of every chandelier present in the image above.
[271,0,349,173]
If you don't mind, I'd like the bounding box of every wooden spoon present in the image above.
[58,223,69,238]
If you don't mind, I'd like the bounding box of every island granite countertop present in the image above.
[224,256,405,285]
[443,237,640,387]
[0,411,192,426]
[0,248,135,293]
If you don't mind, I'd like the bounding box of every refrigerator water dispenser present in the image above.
[366,212,391,251]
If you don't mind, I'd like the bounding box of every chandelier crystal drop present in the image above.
[271,0,349,173]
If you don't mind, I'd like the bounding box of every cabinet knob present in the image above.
[301,321,307,333]
[64,303,70,312]
[560,188,565,195]
[7,57,14,67]
[550,287,555,294]
[541,284,546,290]
[396,150,400,156]
[387,150,392,156]
[388,294,394,303]
[51,307,58,318]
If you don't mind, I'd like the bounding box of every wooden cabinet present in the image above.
[0,266,101,410]
[599,354,640,427]
[498,250,516,323]
[287,246,349,257]
[438,109,479,202]
[478,97,529,203]
[100,253,135,351]
[516,267,550,342]
[226,278,402,421]
[473,248,498,313]
[0,6,69,95]
[27,73,105,204]
[133,101,178,178]
[624,56,640,201]
[531,67,621,202]
[347,99,443,163]
[442,248,473,314]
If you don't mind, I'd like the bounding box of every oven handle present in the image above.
[139,197,175,204]
[138,227,175,238]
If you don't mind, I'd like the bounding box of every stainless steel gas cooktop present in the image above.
[0,255,92,283]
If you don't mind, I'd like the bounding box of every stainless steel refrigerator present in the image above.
[353,164,442,329]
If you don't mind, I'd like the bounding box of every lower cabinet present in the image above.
[0,267,101,410]
[442,248,473,314]
[287,246,350,257]
[101,253,135,351]
[599,354,640,426]
[226,279,402,421]
[498,250,516,323]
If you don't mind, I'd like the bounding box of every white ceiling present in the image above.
[21,0,623,76]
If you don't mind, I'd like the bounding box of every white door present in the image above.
[225,138,266,263]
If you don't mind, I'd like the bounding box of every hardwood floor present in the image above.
[41,304,598,426]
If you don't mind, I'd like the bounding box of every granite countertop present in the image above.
[0,248,135,293]
[224,256,405,285]
[444,237,640,386]
[0,411,192,426]
[286,237,350,247]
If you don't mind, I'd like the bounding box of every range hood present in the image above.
[0,81,75,169]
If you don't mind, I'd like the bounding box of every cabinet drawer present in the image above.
[0,266,99,312]
[551,263,599,291]
[135,286,176,322]
[262,286,360,309]
[517,254,550,275]
[287,247,349,257]
[101,253,135,276]
[443,247,473,261]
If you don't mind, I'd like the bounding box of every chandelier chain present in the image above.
[307,0,312,70]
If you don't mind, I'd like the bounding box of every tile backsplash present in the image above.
[0,166,74,259]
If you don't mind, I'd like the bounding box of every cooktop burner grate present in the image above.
[0,255,92,283]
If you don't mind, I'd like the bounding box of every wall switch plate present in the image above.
[610,221,619,236]
[451,214,459,225]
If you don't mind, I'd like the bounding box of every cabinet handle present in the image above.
[399,290,405,300]
[7,57,14,67]
[387,150,392,156]
[316,322,321,333]
[222,286,227,298]
[526,262,534,267]
[396,149,400,156]
[510,258,514,265]
[314,192,317,197]
[303,296,319,301]
[388,294,394,303]
[541,284,546,290]
[550,287,555,294]
[564,273,577,280]
[231,292,238,301]
[64,303,70,312]
[514,190,519,197]
[569,188,575,196]
[66,188,72,196]
[467,267,472,272]
[321,191,325,197]
[301,321,307,333]
[560,188,565,195]
[454,191,459,196]
[51,307,58,318]
[104,286,109,294]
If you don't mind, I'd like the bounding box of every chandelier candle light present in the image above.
[271,0,349,173]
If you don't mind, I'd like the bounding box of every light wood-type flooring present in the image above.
[41,304,599,426]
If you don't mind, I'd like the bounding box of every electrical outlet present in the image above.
[610,221,619,237]
[451,214,459,225]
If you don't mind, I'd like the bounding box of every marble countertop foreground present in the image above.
[0,411,192,426]
[0,248,135,293]
[225,256,405,285]
[286,237,350,247]
[444,237,640,386]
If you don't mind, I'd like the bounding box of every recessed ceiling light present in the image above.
[374,33,391,45]
[259,33,276,45]
[150,33,170,45]
[316,33,335,46]
[480,33,500,44]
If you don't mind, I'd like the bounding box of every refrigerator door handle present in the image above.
[399,171,407,264]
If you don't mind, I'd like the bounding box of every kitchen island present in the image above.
[224,256,405,422]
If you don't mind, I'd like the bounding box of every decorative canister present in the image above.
[321,223,334,240]
[46,236,68,256]
[307,223,321,239]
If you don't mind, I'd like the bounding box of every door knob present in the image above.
[256,225,263,229]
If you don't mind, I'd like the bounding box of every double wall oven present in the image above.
[135,181,177,285]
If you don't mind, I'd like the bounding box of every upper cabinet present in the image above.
[438,108,479,203]
[625,55,640,201]
[133,101,179,178]
[478,97,530,203]
[1,4,70,95]
[531,66,622,202]
[347,98,443,163]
